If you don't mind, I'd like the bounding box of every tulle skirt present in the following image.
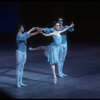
[44,42,61,65]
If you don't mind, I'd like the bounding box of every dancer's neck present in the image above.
[18,31,22,34]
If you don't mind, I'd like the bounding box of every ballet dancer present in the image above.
[16,24,42,88]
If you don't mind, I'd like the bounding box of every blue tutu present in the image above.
[44,35,62,65]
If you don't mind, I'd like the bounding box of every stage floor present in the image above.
[0,42,100,99]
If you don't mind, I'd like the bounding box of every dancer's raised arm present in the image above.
[27,27,38,34]
[28,29,42,37]
[41,32,54,37]
[58,23,74,34]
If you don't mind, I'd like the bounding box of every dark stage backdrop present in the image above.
[0,2,19,34]
[0,1,100,45]
[18,1,100,46]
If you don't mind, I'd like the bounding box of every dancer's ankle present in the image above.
[17,83,21,88]
[54,76,57,84]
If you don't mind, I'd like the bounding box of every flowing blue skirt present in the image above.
[44,42,61,65]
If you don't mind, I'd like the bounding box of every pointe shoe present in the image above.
[62,73,67,77]
[54,76,57,84]
[21,83,27,87]
[58,74,64,78]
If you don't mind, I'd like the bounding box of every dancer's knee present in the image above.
[16,64,23,72]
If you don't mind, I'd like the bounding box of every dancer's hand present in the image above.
[35,27,40,30]
[70,22,74,28]
[29,47,33,51]
[32,27,40,30]
[37,29,43,34]
[32,27,36,31]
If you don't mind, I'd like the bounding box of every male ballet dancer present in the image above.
[16,24,41,88]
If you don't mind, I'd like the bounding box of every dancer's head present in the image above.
[54,22,60,31]
[58,18,63,26]
[16,24,24,33]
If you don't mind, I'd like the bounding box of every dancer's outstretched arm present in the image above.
[65,22,74,32]
[27,27,40,34]
[41,32,54,37]
[27,27,36,34]
[29,46,45,51]
[58,23,74,34]
[28,29,42,37]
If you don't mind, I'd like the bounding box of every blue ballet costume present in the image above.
[44,26,74,76]
[44,35,62,65]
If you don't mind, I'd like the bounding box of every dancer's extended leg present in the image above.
[29,46,45,51]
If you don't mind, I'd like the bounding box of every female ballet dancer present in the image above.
[29,22,74,84]
[16,24,42,88]
[30,18,74,78]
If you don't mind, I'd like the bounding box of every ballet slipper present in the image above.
[62,73,67,77]
[21,83,27,87]
[58,74,64,78]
